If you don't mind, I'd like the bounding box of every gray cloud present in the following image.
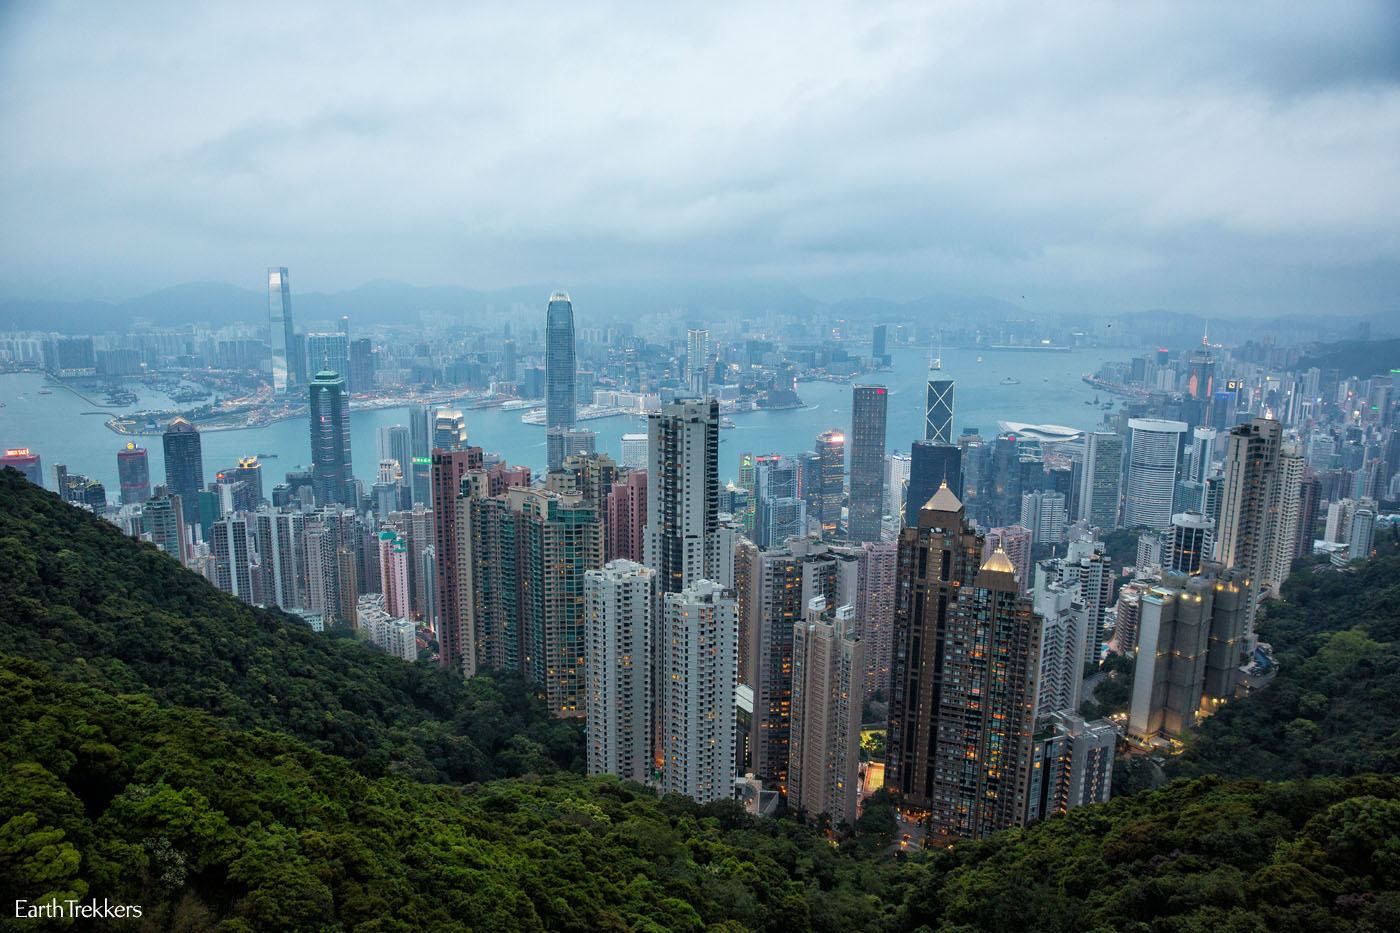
[1,0,1398,316]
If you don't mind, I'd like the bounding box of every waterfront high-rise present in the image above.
[686,328,709,398]
[1124,419,1186,529]
[116,442,151,504]
[788,598,864,828]
[847,385,888,543]
[584,559,656,784]
[161,418,204,517]
[267,266,296,392]
[644,398,722,594]
[924,355,954,444]
[660,579,738,804]
[309,370,353,506]
[545,291,577,470]
[1079,431,1123,530]
[812,430,845,540]
[433,410,468,451]
[1,448,43,487]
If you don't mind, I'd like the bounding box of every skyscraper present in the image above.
[309,370,353,506]
[378,530,411,619]
[255,509,303,610]
[143,493,187,563]
[903,440,962,526]
[210,515,254,603]
[1167,511,1215,575]
[812,430,845,540]
[605,469,648,563]
[660,579,739,804]
[1,448,43,487]
[686,328,709,397]
[788,598,864,828]
[116,442,151,504]
[161,418,204,517]
[267,266,296,392]
[644,398,722,595]
[847,385,888,543]
[545,291,577,470]
[305,333,349,384]
[925,355,954,444]
[1020,490,1066,545]
[584,559,655,784]
[1077,432,1123,530]
[377,425,413,480]
[431,446,485,674]
[1214,418,1289,635]
[433,410,468,451]
[1124,419,1186,529]
[754,455,805,548]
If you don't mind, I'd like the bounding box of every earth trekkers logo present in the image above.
[15,899,144,920]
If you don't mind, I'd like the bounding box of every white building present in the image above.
[1124,419,1186,529]
[584,560,655,784]
[620,433,649,469]
[661,579,738,804]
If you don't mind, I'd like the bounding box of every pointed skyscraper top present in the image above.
[923,479,963,514]
[980,547,1016,575]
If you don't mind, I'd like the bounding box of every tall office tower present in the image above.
[1348,505,1377,561]
[620,433,649,469]
[847,385,888,543]
[309,370,353,506]
[1167,511,1215,575]
[660,579,739,804]
[1025,711,1116,824]
[1020,490,1066,545]
[1031,574,1089,723]
[407,404,433,505]
[1295,473,1321,559]
[1214,418,1284,635]
[686,328,710,397]
[1190,427,1218,488]
[230,456,264,506]
[161,418,204,517]
[1,447,43,486]
[255,510,303,610]
[348,337,374,393]
[887,484,982,812]
[378,530,411,619]
[789,598,864,827]
[605,469,647,563]
[983,525,1033,593]
[372,460,400,518]
[304,333,349,385]
[584,559,656,784]
[431,446,485,674]
[1186,341,1215,402]
[378,425,413,480]
[545,291,577,470]
[116,442,151,504]
[924,355,954,444]
[1124,419,1186,529]
[142,494,187,563]
[267,266,296,391]
[903,440,963,526]
[210,516,254,603]
[886,452,912,520]
[644,398,722,594]
[1307,432,1336,472]
[1078,431,1123,531]
[1128,566,1247,742]
[548,426,597,464]
[754,456,805,549]
[855,540,898,702]
[433,410,468,451]
[812,430,846,540]
[871,323,888,360]
[1266,444,1306,589]
[501,339,518,383]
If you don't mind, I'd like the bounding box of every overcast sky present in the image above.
[1,1,1398,316]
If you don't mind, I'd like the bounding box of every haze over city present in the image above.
[2,1,1399,317]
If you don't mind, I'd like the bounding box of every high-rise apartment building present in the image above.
[686,328,709,397]
[788,598,864,827]
[309,370,353,506]
[378,530,411,619]
[1214,418,1289,637]
[267,266,296,392]
[210,515,254,603]
[644,398,722,594]
[116,442,151,504]
[584,559,656,784]
[1078,431,1123,530]
[161,418,204,518]
[1124,419,1186,529]
[1167,511,1215,575]
[847,385,889,543]
[1025,712,1116,823]
[660,579,738,804]
[432,446,485,674]
[255,509,303,610]
[1020,489,1066,545]
[545,291,577,470]
[142,493,187,563]
[605,469,647,564]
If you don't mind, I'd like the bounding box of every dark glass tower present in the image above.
[904,440,963,526]
[545,291,577,470]
[309,370,353,505]
[267,267,296,392]
[848,385,888,542]
[813,430,845,540]
[161,417,204,519]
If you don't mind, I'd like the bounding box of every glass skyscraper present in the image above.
[847,385,888,542]
[309,370,353,505]
[161,417,204,519]
[116,442,151,504]
[925,357,954,444]
[267,267,296,392]
[545,291,577,470]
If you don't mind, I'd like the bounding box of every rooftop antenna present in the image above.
[930,333,943,372]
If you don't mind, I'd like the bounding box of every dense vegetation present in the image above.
[1173,549,1400,782]
[4,471,1400,929]
[0,470,581,785]
[1297,338,1400,379]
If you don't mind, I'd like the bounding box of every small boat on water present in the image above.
[39,388,53,395]
[1000,377,1021,385]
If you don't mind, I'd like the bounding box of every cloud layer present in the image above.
[1,0,1398,315]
